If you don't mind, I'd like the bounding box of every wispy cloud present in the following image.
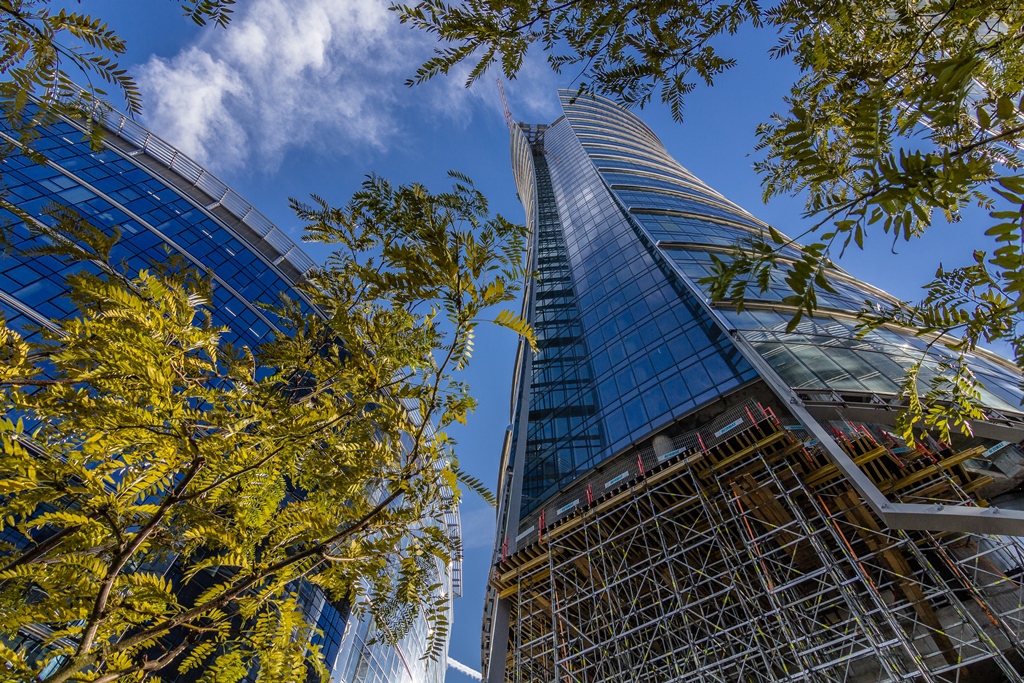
[424,54,563,128]
[137,0,561,172]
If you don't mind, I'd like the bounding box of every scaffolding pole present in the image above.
[492,404,1024,682]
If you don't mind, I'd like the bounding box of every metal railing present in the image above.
[509,399,771,552]
[90,103,316,278]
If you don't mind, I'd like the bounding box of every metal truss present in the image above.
[492,412,1024,682]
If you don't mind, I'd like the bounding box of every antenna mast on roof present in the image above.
[497,78,513,130]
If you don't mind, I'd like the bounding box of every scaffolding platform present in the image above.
[492,405,1024,682]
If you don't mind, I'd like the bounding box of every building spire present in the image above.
[496,77,513,131]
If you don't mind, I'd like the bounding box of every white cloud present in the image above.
[137,0,564,172]
[138,0,407,170]
[139,47,248,166]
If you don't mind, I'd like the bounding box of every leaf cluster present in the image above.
[181,0,238,28]
[394,0,763,121]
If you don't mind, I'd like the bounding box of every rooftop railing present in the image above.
[92,103,316,279]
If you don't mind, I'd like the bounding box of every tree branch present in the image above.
[47,453,206,683]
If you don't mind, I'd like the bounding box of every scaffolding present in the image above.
[491,404,1024,682]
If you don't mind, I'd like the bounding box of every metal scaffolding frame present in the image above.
[492,405,1024,682]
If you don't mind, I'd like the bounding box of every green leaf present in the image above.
[494,309,537,351]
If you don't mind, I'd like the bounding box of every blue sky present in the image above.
[78,1,999,679]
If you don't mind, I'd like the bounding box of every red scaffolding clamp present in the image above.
[538,510,546,543]
[856,424,878,444]
[586,483,594,505]
[915,441,938,464]
[637,453,646,476]
[744,405,756,428]
[827,425,847,443]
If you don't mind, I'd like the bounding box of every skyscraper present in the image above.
[0,104,459,683]
[482,91,1024,682]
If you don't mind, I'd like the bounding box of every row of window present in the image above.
[0,119,313,350]
[724,307,1024,412]
[560,93,663,146]
[591,155,700,187]
[5,138,300,316]
[613,188,758,226]
[633,212,804,259]
[600,171,726,204]
[562,101,660,146]
[667,247,893,314]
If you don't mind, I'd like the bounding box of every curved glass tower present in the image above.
[0,106,458,683]
[482,91,1024,682]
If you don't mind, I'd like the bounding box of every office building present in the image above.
[0,103,458,683]
[482,90,1024,682]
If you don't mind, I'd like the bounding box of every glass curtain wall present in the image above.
[557,90,1024,417]
[508,107,758,524]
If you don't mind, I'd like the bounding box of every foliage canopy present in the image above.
[0,172,530,682]
[397,0,1024,439]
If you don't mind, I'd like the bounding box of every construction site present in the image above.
[487,398,1024,682]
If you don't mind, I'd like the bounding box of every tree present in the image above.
[0,172,531,682]
[396,0,1024,437]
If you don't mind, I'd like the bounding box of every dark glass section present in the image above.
[301,581,350,672]
[520,150,605,516]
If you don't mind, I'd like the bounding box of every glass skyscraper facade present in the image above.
[0,106,457,683]
[483,91,1024,682]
